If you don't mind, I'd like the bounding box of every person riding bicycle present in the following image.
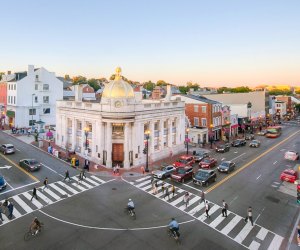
[127,199,135,212]
[30,217,41,235]
[168,218,179,238]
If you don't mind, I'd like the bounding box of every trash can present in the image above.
[75,159,79,167]
[71,157,76,168]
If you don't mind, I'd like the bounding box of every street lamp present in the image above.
[209,124,214,149]
[186,128,189,155]
[84,126,89,150]
[31,94,35,129]
[145,130,150,172]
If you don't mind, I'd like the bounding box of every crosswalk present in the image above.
[129,176,284,250]
[0,175,107,227]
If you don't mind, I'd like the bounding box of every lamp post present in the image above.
[84,127,89,150]
[145,130,150,172]
[31,94,35,129]
[209,124,214,149]
[186,128,189,155]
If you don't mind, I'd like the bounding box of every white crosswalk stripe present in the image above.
[0,174,107,227]
[129,176,285,250]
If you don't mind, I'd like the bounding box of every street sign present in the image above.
[0,165,12,169]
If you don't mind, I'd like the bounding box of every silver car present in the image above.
[152,165,176,179]
[0,144,16,154]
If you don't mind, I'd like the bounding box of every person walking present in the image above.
[64,170,71,182]
[161,182,165,194]
[183,192,190,208]
[222,200,228,217]
[42,177,48,191]
[31,187,38,201]
[113,165,116,175]
[84,159,90,172]
[0,202,4,222]
[77,171,83,184]
[7,201,14,220]
[171,185,176,198]
[244,206,254,226]
[141,166,145,175]
[81,168,86,179]
[2,199,8,215]
[205,201,211,218]
[116,164,120,174]
[153,181,158,194]
[164,187,170,201]
[200,190,205,204]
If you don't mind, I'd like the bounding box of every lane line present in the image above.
[0,181,39,196]
[206,130,300,193]
[254,207,265,224]
[256,175,261,180]
[267,234,284,250]
[5,181,14,189]
[40,163,64,178]
[229,196,239,205]
[230,152,246,162]
[15,148,20,152]
[183,183,201,192]
[273,161,277,165]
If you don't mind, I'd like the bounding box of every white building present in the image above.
[274,100,286,119]
[56,68,185,169]
[3,65,63,128]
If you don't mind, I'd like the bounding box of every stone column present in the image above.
[91,121,96,158]
[106,122,112,168]
[123,122,130,169]
[96,120,103,164]
[81,120,86,155]
[167,118,172,147]
[62,116,67,148]
[149,120,155,153]
[71,118,76,151]
[159,119,164,150]
[175,117,180,145]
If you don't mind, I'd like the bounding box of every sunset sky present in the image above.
[1,0,300,87]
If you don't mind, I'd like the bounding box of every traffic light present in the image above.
[297,184,300,204]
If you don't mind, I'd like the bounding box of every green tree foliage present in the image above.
[179,86,188,94]
[217,86,251,93]
[64,74,71,81]
[186,81,200,91]
[0,72,5,81]
[72,76,87,85]
[87,78,100,91]
[156,80,168,86]
[268,90,292,95]
[295,89,300,94]
[217,87,231,93]
[143,81,156,91]
[295,103,300,112]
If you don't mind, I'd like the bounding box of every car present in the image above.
[245,134,255,140]
[284,151,299,161]
[170,167,194,183]
[280,169,298,183]
[217,161,235,173]
[0,175,7,191]
[173,155,195,168]
[152,165,176,179]
[231,139,246,147]
[19,159,41,171]
[257,130,267,136]
[193,151,209,162]
[0,144,15,154]
[215,143,230,153]
[249,140,261,148]
[193,169,217,186]
[199,157,217,169]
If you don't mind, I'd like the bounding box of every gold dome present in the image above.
[102,67,134,98]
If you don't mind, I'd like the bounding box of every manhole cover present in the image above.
[129,173,134,176]
[112,188,117,190]
[265,196,280,203]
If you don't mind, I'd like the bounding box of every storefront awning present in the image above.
[6,110,15,118]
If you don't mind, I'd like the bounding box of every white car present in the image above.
[284,151,299,161]
[152,165,176,179]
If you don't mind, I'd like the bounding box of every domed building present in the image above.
[56,68,185,169]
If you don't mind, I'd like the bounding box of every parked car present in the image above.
[280,169,298,183]
[217,161,235,173]
[257,130,267,136]
[284,151,299,161]
[0,175,7,191]
[245,134,255,140]
[215,143,230,153]
[19,159,41,172]
[0,144,15,154]
[173,155,195,168]
[170,167,194,183]
[199,157,217,169]
[152,165,176,179]
[193,151,209,162]
[193,169,217,186]
[249,140,261,148]
[231,139,246,147]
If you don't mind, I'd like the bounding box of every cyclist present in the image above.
[127,199,135,213]
[168,218,179,238]
[30,217,42,235]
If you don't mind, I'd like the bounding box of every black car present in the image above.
[215,143,230,153]
[245,134,254,140]
[193,151,209,162]
[217,161,235,173]
[231,139,246,147]
[19,159,41,172]
[193,169,216,186]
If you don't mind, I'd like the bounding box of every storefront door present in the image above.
[112,143,124,165]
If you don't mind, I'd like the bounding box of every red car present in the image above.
[280,169,298,183]
[173,155,195,168]
[199,157,217,169]
[170,167,194,183]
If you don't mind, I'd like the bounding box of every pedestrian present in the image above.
[297,225,300,246]
[200,190,205,203]
[2,199,8,215]
[153,181,158,194]
[164,187,170,200]
[0,202,4,222]
[171,185,176,198]
[116,164,120,174]
[81,168,86,179]
[31,187,38,201]
[222,200,228,217]
[42,177,48,191]
[64,170,71,182]
[77,171,83,184]
[183,192,190,208]
[141,166,145,175]
[244,206,254,226]
[205,201,210,218]
[7,201,14,220]
[113,165,116,175]
[84,159,90,172]
[161,182,165,194]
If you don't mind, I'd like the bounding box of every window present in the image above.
[35,84,38,90]
[43,84,49,91]
[43,108,50,114]
[8,84,10,90]
[43,96,49,103]
[35,96,38,103]
[13,96,16,104]
[29,120,36,126]
[29,109,36,115]
[194,117,199,126]
[202,106,206,113]
[35,75,39,81]
[14,84,16,90]
[194,105,198,112]
[202,118,207,127]
[154,122,158,131]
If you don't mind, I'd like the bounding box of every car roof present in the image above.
[197,169,214,173]
[283,169,296,174]
[180,155,192,159]
[2,144,14,147]
[221,161,232,164]
[286,151,297,154]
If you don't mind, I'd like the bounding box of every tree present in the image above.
[268,90,292,95]
[217,87,231,93]
[178,86,188,94]
[186,81,200,91]
[295,89,300,94]
[87,78,100,91]
[295,103,300,112]
[156,80,168,86]
[64,74,71,81]
[231,86,251,93]
[72,76,87,85]
[143,81,155,91]
[0,72,5,81]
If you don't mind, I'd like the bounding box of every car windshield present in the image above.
[28,160,38,165]
[283,171,294,176]
[218,145,225,148]
[196,171,209,178]
[203,159,211,163]
[220,162,229,167]
[177,168,186,174]
[7,146,14,149]
[177,159,188,164]
[196,153,204,156]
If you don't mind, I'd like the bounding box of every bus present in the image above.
[265,126,282,138]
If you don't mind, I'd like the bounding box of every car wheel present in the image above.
[162,174,165,179]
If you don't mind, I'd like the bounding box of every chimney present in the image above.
[7,71,11,75]
[164,85,171,101]
[28,65,34,76]
[74,85,83,101]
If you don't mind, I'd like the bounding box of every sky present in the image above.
[1,0,300,87]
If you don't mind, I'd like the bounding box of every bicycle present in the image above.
[167,228,181,245]
[24,223,44,241]
[124,207,136,220]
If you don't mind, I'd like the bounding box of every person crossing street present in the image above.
[64,170,71,182]
[30,187,38,201]
[244,206,254,226]
[42,177,48,191]
[221,200,228,217]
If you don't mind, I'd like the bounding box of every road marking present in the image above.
[0,165,12,169]
[188,202,205,215]
[221,158,225,161]
[23,192,43,209]
[48,183,68,196]
[5,181,14,189]
[221,215,242,235]
[72,182,87,191]
[273,161,277,165]
[229,196,238,205]
[37,190,53,204]
[234,151,238,154]
[234,222,255,243]
[170,195,184,206]
[206,130,300,193]
[230,152,246,162]
[256,227,268,240]
[271,185,278,188]
[90,175,106,183]
[186,180,193,184]
[43,188,61,200]
[15,148,20,151]
[267,234,284,250]
[40,163,64,178]
[280,149,286,151]
[0,181,39,196]
[254,207,265,224]
[12,195,33,213]
[210,212,231,228]
[256,175,261,180]
[135,176,151,182]
[249,240,260,250]
[0,154,39,182]
[183,183,201,191]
